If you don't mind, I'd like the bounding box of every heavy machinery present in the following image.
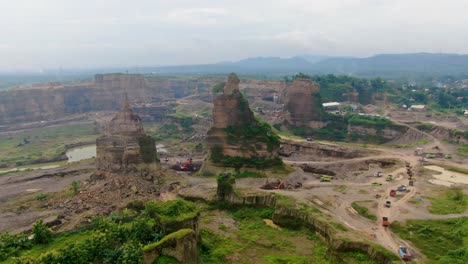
[179,158,194,171]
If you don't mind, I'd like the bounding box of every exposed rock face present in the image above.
[96,97,159,174]
[207,73,280,159]
[279,139,379,160]
[284,77,324,127]
[0,74,221,125]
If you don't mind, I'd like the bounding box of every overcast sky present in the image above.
[1,0,468,71]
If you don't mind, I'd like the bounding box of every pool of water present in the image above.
[66,145,96,163]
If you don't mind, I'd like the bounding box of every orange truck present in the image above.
[382,217,390,227]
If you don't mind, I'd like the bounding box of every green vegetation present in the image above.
[210,146,284,170]
[216,173,235,200]
[351,201,377,221]
[35,193,48,201]
[225,119,280,152]
[458,144,468,156]
[201,206,332,264]
[138,135,158,163]
[2,200,197,263]
[143,229,194,251]
[442,165,468,175]
[391,217,468,264]
[31,220,53,245]
[0,123,98,167]
[212,82,225,94]
[145,199,198,224]
[427,187,468,215]
[234,170,265,178]
[71,181,79,196]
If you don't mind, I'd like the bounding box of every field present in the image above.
[200,206,379,264]
[426,188,468,215]
[391,217,468,264]
[0,123,98,167]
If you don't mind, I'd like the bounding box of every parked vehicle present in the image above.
[397,185,407,192]
[385,201,391,208]
[375,171,383,177]
[399,246,412,260]
[389,190,396,197]
[382,216,390,227]
[306,137,313,142]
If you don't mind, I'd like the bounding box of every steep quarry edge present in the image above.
[180,188,399,263]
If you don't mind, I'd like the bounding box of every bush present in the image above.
[35,193,48,201]
[71,181,79,195]
[32,220,53,244]
[126,200,145,213]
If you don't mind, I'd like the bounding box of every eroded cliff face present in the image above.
[284,77,324,127]
[96,97,159,174]
[207,74,280,160]
[0,74,221,125]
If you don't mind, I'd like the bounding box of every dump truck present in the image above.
[399,246,412,260]
[382,217,390,227]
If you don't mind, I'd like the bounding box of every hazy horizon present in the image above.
[2,0,468,71]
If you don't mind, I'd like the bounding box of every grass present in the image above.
[457,144,468,156]
[391,217,468,264]
[2,230,94,263]
[351,201,377,221]
[333,185,348,193]
[0,123,98,167]
[426,187,468,215]
[443,165,468,175]
[200,206,332,264]
[145,199,199,224]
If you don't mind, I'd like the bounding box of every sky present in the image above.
[1,0,468,71]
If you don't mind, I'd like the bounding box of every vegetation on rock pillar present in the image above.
[217,173,235,201]
[138,135,158,163]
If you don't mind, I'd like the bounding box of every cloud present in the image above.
[163,8,227,26]
[0,0,468,70]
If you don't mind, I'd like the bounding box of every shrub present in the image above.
[35,193,48,201]
[32,220,53,244]
[71,181,79,195]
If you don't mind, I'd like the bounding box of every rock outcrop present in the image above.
[206,73,280,162]
[96,96,159,174]
[283,77,324,127]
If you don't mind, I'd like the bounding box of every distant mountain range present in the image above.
[2,53,468,83]
[141,53,468,77]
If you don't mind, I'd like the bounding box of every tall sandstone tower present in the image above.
[96,96,159,174]
[207,73,280,162]
[284,77,324,127]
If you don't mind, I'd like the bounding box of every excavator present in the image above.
[179,158,194,171]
